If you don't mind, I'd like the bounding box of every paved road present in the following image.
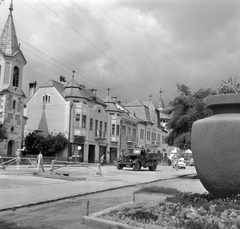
[0,163,206,211]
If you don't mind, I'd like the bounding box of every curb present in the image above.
[82,202,143,229]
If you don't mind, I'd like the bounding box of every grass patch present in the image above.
[136,185,181,196]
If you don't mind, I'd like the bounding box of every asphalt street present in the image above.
[0,163,206,212]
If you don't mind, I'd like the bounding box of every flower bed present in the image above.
[97,186,240,229]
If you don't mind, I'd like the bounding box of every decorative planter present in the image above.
[191,93,240,198]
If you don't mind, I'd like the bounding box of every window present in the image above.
[151,133,156,141]
[112,124,115,135]
[42,95,51,103]
[82,115,86,128]
[75,114,80,127]
[95,120,98,130]
[128,127,131,136]
[121,125,126,136]
[147,131,150,141]
[90,118,93,130]
[162,136,165,143]
[100,121,102,131]
[12,100,16,110]
[104,122,107,132]
[140,129,144,139]
[133,128,136,138]
[157,134,160,142]
[12,66,19,87]
[116,125,120,136]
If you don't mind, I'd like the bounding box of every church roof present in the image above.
[0,4,20,57]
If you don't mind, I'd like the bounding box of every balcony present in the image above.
[95,130,107,140]
[110,136,120,143]
[126,136,137,143]
[73,128,87,136]
[151,141,161,146]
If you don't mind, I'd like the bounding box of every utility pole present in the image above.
[68,102,73,159]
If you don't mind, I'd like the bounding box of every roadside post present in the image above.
[176,147,179,171]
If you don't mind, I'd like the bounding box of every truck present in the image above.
[114,148,161,171]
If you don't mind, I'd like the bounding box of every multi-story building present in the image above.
[24,75,110,163]
[0,3,27,155]
[124,99,162,154]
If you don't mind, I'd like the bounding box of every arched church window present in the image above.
[13,100,16,110]
[13,66,19,87]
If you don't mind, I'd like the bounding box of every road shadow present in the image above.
[176,174,199,179]
[0,220,36,229]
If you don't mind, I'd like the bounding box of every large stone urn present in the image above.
[191,93,240,198]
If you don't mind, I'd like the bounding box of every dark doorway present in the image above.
[88,145,95,163]
[110,147,117,164]
[7,140,14,156]
[99,146,106,162]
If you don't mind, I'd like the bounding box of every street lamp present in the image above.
[77,146,81,162]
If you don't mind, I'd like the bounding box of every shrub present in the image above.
[99,186,240,229]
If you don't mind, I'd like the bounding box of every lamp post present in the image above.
[77,146,81,162]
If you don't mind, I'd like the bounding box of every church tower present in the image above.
[0,1,27,155]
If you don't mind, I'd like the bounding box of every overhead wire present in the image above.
[93,1,171,88]
[1,1,163,103]
[15,1,147,101]
[36,0,157,96]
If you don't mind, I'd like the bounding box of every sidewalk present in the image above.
[0,164,201,212]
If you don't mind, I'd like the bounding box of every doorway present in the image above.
[99,146,106,162]
[88,145,95,163]
[110,147,117,164]
[7,140,14,156]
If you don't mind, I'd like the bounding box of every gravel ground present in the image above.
[0,174,206,229]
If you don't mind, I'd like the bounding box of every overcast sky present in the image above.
[0,0,240,107]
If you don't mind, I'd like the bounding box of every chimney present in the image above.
[29,81,37,98]
[117,101,121,105]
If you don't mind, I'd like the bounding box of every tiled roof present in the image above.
[0,8,19,56]
[104,95,119,112]
[63,78,105,106]
[124,100,152,122]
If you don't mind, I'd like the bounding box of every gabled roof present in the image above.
[41,80,64,96]
[0,4,19,57]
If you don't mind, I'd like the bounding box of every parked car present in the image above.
[190,158,194,166]
[172,159,186,169]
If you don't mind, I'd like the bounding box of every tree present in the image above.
[165,83,215,150]
[0,123,8,142]
[24,132,68,156]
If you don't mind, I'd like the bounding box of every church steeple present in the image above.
[0,0,20,56]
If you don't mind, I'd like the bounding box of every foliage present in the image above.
[99,186,240,229]
[217,77,240,94]
[165,83,215,150]
[24,131,68,156]
[0,122,8,142]
[165,77,240,150]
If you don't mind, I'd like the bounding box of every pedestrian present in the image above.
[100,154,106,166]
[16,149,21,170]
[36,151,45,173]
